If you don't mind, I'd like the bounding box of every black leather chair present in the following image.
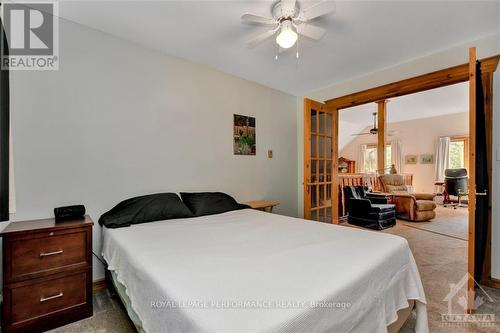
[343,185,396,230]
[444,168,468,208]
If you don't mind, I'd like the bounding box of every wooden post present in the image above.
[468,46,476,314]
[377,100,387,173]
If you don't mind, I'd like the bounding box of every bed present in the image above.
[102,208,428,333]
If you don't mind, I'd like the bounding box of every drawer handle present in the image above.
[40,292,63,303]
[39,249,63,257]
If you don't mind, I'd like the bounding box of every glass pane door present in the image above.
[304,100,335,223]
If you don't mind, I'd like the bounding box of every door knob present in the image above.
[476,190,488,196]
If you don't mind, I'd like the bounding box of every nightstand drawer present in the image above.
[10,271,87,325]
[10,230,87,281]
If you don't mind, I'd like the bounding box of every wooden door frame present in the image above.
[322,54,499,286]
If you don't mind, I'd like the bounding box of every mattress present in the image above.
[102,209,428,333]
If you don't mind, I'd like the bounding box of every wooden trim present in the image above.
[303,99,313,220]
[377,100,387,172]
[331,107,339,224]
[487,277,500,290]
[325,55,500,109]
[467,47,476,314]
[92,278,107,292]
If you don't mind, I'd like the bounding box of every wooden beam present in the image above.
[325,55,500,109]
[377,100,387,173]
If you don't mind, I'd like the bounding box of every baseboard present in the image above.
[487,277,500,290]
[92,278,107,292]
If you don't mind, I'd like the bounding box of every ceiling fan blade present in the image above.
[351,133,372,136]
[246,28,279,48]
[281,0,297,17]
[298,0,336,22]
[241,13,276,25]
[297,24,326,40]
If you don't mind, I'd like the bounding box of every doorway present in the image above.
[303,49,499,311]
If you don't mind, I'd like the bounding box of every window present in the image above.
[448,137,469,169]
[363,144,391,173]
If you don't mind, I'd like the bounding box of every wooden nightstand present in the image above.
[244,200,280,213]
[0,216,93,333]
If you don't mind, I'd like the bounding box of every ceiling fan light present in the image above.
[276,20,297,49]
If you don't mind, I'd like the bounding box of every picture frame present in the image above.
[405,155,417,165]
[420,154,434,164]
[233,114,256,155]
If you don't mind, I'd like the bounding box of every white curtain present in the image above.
[391,140,404,174]
[357,144,366,173]
[435,136,450,182]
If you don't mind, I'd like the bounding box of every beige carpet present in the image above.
[398,205,468,241]
[382,223,500,333]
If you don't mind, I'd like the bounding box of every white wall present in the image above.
[299,33,500,278]
[340,112,469,193]
[8,18,298,281]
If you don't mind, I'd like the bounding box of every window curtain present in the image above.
[390,140,404,174]
[0,15,9,221]
[435,136,450,182]
[357,144,366,173]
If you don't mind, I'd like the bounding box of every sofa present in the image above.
[379,174,437,222]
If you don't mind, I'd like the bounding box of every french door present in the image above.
[303,99,338,223]
[468,47,492,312]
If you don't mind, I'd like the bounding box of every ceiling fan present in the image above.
[351,112,398,137]
[241,0,336,54]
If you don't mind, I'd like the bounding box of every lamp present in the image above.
[276,20,297,49]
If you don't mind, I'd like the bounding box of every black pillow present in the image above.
[99,193,194,228]
[180,192,250,217]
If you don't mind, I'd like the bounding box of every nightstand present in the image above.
[0,216,93,332]
[244,200,280,213]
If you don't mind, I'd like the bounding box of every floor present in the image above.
[50,213,499,333]
[387,223,500,333]
[399,205,468,241]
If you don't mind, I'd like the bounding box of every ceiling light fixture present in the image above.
[275,20,297,49]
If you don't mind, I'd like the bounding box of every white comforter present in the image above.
[102,209,428,333]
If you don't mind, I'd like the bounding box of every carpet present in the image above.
[398,206,468,241]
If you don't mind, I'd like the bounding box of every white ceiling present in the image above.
[339,81,468,149]
[55,1,500,96]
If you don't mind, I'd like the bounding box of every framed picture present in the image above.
[420,154,434,164]
[405,155,417,165]
[233,114,256,155]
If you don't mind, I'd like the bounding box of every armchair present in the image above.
[379,174,437,222]
[343,185,396,230]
